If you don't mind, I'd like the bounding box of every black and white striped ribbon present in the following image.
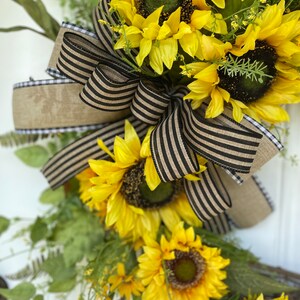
[42,116,148,189]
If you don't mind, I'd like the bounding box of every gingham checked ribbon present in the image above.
[12,0,282,228]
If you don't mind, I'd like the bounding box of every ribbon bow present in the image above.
[12,0,283,233]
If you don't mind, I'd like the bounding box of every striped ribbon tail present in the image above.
[184,163,232,221]
[203,214,232,234]
[181,101,263,174]
[42,116,148,189]
[150,102,199,182]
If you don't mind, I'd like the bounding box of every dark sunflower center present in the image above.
[121,160,182,209]
[135,0,196,23]
[165,250,206,290]
[218,41,278,104]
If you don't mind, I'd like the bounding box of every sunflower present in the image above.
[109,0,228,74]
[137,222,230,300]
[86,120,204,242]
[108,263,144,300]
[183,0,300,124]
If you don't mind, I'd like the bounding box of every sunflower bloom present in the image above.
[137,222,230,300]
[108,263,144,300]
[109,0,215,73]
[86,121,203,242]
[183,0,300,124]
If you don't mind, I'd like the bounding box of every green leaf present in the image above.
[226,262,298,295]
[222,0,256,17]
[15,145,49,168]
[48,277,77,293]
[41,255,77,293]
[30,217,48,244]
[12,0,60,40]
[0,26,46,38]
[33,295,44,300]
[39,187,65,205]
[41,255,76,281]
[51,210,104,267]
[0,216,10,235]
[0,282,36,300]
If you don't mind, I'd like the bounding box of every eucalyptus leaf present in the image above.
[0,216,10,235]
[0,26,46,37]
[12,0,60,40]
[39,187,65,205]
[0,282,36,300]
[15,145,49,168]
[30,217,48,244]
[33,295,44,300]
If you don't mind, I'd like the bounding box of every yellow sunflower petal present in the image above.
[140,127,154,158]
[179,32,199,57]
[124,120,141,156]
[229,99,246,123]
[160,38,178,70]
[144,157,161,191]
[149,45,164,74]
[205,87,225,118]
[248,103,290,123]
[173,21,192,40]
[97,139,115,160]
[212,0,225,8]
[136,38,153,67]
[165,7,181,34]
[190,10,211,30]
[143,6,163,27]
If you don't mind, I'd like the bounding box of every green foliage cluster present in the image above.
[60,0,99,30]
[218,54,273,83]
[0,178,104,300]
[0,0,60,40]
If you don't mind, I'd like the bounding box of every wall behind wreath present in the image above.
[0,0,300,291]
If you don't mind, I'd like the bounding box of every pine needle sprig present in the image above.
[218,54,274,83]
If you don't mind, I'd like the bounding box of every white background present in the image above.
[0,0,300,297]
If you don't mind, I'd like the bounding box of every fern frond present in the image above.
[0,132,49,148]
[6,248,61,280]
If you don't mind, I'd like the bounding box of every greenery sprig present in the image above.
[218,54,273,83]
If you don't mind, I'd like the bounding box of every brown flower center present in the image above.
[135,0,196,23]
[121,160,183,209]
[218,41,277,104]
[165,249,206,290]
